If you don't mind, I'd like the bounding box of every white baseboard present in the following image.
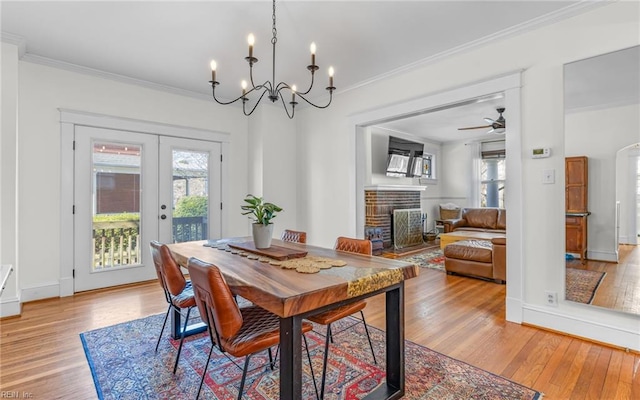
[21,281,60,303]
[505,296,523,323]
[0,296,21,317]
[522,304,640,351]
[587,250,618,262]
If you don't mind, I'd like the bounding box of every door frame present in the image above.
[59,109,230,297]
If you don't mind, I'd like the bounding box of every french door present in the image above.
[74,126,221,292]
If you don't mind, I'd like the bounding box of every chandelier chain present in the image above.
[271,0,277,45]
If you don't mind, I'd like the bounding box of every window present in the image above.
[422,153,435,180]
[480,145,505,208]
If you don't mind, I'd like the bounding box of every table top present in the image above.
[167,238,419,318]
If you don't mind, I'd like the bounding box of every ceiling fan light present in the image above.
[493,127,506,134]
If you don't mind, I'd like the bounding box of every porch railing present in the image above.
[93,221,140,269]
[92,216,207,269]
[173,216,207,243]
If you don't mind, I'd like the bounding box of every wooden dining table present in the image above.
[167,238,419,400]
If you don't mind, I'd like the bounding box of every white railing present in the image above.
[92,221,140,269]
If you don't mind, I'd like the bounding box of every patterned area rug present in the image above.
[80,314,541,400]
[566,267,606,304]
[399,249,445,271]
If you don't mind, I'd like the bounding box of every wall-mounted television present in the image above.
[385,136,424,177]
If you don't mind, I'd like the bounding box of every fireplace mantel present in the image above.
[364,185,426,191]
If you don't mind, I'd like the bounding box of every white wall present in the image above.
[296,2,640,349]
[566,103,640,260]
[247,104,298,238]
[1,43,20,316]
[1,42,257,313]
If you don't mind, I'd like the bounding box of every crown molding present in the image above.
[20,53,215,102]
[338,0,611,96]
[4,1,609,104]
[1,32,26,57]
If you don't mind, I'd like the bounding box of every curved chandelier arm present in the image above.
[278,93,296,119]
[294,90,334,109]
[242,89,270,116]
[210,81,272,106]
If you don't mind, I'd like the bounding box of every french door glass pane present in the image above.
[92,142,142,270]
[172,150,209,243]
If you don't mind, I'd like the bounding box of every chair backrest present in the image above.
[334,236,372,255]
[281,229,307,244]
[149,241,187,296]
[187,257,243,341]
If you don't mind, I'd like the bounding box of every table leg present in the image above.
[385,283,405,395]
[280,316,304,399]
[363,283,405,400]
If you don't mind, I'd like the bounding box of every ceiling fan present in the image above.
[458,107,506,134]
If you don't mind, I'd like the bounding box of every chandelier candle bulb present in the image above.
[310,42,316,66]
[210,60,217,83]
[248,34,255,58]
[329,66,334,87]
[241,80,247,97]
[291,85,296,102]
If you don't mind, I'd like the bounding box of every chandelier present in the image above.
[208,0,335,119]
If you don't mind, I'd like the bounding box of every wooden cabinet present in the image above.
[566,214,588,263]
[565,156,588,263]
[566,156,588,212]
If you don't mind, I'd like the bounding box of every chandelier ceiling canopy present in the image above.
[208,0,335,119]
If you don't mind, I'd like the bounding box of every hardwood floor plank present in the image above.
[1,265,635,399]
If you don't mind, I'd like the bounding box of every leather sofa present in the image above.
[444,237,506,283]
[442,207,506,233]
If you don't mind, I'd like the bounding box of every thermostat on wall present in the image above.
[531,148,551,158]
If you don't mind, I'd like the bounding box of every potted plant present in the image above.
[241,194,283,249]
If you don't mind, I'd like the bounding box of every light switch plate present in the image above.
[542,169,555,184]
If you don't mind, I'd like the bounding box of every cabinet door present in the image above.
[565,217,583,253]
[566,156,588,212]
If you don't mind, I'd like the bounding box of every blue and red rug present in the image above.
[80,314,541,399]
[399,249,445,271]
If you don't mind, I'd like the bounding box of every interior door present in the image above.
[158,136,222,244]
[74,126,159,292]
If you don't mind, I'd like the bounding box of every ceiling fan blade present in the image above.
[458,125,492,130]
[484,117,496,124]
[487,128,495,134]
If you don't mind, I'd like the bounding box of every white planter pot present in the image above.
[252,223,274,249]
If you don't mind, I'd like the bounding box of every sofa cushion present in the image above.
[462,208,498,230]
[444,240,493,263]
[496,209,507,230]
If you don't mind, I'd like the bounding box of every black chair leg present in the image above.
[238,353,253,400]
[360,310,377,364]
[319,324,333,400]
[303,334,319,400]
[173,306,192,374]
[196,344,215,400]
[155,304,171,352]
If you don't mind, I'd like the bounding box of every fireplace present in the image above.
[392,208,424,249]
[364,187,424,249]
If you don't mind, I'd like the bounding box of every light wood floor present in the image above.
[568,244,640,314]
[1,269,638,399]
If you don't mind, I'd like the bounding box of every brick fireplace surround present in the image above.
[365,189,422,249]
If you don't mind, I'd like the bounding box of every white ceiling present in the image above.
[2,0,602,142]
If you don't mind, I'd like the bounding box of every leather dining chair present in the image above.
[187,257,318,400]
[306,236,377,399]
[149,241,198,374]
[281,229,307,244]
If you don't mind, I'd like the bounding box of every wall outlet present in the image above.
[545,291,558,306]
